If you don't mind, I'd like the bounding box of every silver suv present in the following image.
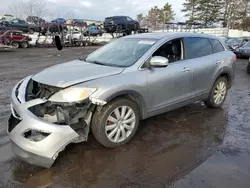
[8,32,236,168]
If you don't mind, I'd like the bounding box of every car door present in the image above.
[182,37,219,96]
[18,20,29,32]
[10,19,20,29]
[126,17,134,30]
[146,38,193,114]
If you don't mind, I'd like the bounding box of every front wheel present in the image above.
[91,98,140,148]
[12,41,19,48]
[204,77,228,108]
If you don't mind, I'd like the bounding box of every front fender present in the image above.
[91,85,148,119]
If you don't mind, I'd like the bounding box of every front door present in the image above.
[146,38,193,114]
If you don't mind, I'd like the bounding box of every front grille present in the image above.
[26,79,61,101]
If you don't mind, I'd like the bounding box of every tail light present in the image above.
[233,54,237,63]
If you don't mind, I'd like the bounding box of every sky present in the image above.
[1,0,185,21]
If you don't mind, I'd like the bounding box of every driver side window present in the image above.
[152,38,183,63]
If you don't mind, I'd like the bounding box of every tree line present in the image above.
[137,0,250,30]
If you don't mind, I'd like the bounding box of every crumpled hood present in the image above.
[32,59,124,88]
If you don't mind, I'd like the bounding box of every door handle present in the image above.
[182,67,190,72]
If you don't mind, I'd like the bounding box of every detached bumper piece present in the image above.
[11,141,54,168]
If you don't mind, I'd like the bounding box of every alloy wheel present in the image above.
[105,106,136,143]
[213,81,227,105]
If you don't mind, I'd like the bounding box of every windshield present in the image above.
[226,38,242,45]
[84,38,157,67]
[242,41,250,48]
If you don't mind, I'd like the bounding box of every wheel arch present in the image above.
[104,90,148,120]
[217,71,232,89]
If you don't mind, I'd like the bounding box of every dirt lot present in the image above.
[0,47,249,188]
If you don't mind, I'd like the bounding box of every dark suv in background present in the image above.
[104,16,140,35]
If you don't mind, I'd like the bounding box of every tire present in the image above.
[21,42,29,48]
[91,98,140,148]
[12,41,19,48]
[99,32,103,37]
[79,41,84,47]
[126,30,132,35]
[204,77,228,108]
[247,63,250,74]
[29,28,35,34]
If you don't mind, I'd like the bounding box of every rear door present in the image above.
[183,37,220,96]
[18,20,29,32]
[126,17,135,30]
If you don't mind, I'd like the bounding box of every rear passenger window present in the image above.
[210,39,225,53]
[184,37,213,59]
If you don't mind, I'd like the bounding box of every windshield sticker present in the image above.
[138,40,155,45]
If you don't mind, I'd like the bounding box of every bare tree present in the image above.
[9,0,48,19]
[23,0,48,18]
[9,2,24,18]
[136,14,144,25]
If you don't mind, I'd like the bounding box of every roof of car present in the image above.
[123,32,219,40]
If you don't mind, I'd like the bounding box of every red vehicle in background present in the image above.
[0,29,32,48]
[9,30,32,48]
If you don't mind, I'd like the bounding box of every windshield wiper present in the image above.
[88,60,106,66]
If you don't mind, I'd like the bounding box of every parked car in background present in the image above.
[1,14,15,21]
[8,32,235,168]
[6,19,38,34]
[8,30,32,48]
[234,41,250,58]
[221,36,232,43]
[65,30,83,39]
[40,23,68,35]
[26,16,45,25]
[225,38,246,51]
[0,30,31,48]
[104,16,140,35]
[52,18,66,24]
[83,25,103,36]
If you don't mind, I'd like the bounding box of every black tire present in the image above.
[204,77,228,108]
[99,32,103,37]
[21,42,29,48]
[91,98,140,148]
[126,30,132,35]
[79,41,84,47]
[29,28,35,34]
[12,41,19,48]
[247,63,250,74]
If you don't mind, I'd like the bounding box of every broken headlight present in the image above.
[49,87,97,103]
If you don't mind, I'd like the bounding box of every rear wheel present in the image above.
[204,77,228,108]
[21,42,29,48]
[29,28,35,34]
[91,98,140,148]
[247,63,250,74]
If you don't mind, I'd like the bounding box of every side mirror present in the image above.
[149,56,169,67]
[55,35,63,51]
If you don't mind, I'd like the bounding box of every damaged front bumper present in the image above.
[7,76,97,168]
